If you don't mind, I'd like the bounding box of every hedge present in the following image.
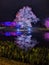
[0,41,49,65]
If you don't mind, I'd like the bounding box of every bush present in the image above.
[0,41,49,65]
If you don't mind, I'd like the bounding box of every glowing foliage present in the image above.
[14,6,39,50]
[44,32,49,40]
[15,35,38,50]
[0,6,39,50]
[44,18,49,28]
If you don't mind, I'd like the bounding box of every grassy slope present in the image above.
[0,57,30,65]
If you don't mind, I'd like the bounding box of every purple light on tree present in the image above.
[11,21,17,26]
[44,18,49,28]
[14,6,39,50]
[44,32,49,40]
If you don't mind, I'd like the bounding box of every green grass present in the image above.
[0,41,49,65]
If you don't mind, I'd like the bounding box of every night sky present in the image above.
[0,0,49,21]
[0,0,49,47]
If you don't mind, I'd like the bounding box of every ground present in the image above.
[0,57,30,65]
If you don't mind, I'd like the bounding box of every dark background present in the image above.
[0,0,49,47]
[0,0,49,21]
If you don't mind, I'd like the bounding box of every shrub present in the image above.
[0,41,48,65]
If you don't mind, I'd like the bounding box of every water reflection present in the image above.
[15,34,38,50]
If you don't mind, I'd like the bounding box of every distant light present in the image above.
[4,21,11,26]
[28,27,31,31]
[5,32,11,36]
[44,32,49,40]
[27,27,32,34]
[16,28,22,35]
[17,28,20,32]
[44,18,49,28]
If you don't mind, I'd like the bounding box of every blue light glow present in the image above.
[16,24,21,28]
[16,28,22,35]
[4,21,11,26]
[28,27,32,31]
[5,32,11,36]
